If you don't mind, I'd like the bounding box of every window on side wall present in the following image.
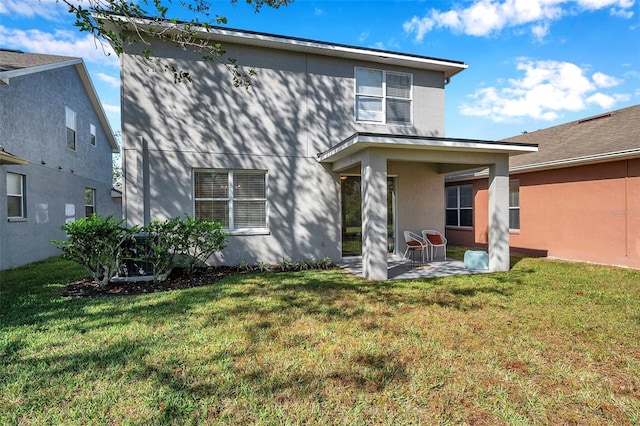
[85,188,96,218]
[509,180,520,231]
[446,184,473,227]
[90,124,96,146]
[194,169,267,232]
[7,172,26,219]
[355,67,412,125]
[66,106,76,151]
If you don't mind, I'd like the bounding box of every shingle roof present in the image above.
[0,48,77,72]
[503,104,640,170]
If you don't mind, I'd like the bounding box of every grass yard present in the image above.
[1,254,639,425]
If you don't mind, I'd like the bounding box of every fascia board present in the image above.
[74,61,119,153]
[0,58,82,84]
[100,15,468,79]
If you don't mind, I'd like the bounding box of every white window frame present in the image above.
[66,106,76,151]
[85,187,96,218]
[446,184,473,228]
[90,123,96,147]
[354,67,413,126]
[7,172,26,219]
[509,180,520,231]
[193,169,269,234]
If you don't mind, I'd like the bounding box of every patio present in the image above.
[337,255,491,280]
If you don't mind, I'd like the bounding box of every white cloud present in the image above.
[0,0,74,20]
[459,59,629,122]
[103,103,121,114]
[96,72,120,88]
[0,25,118,67]
[404,0,635,41]
[592,71,623,87]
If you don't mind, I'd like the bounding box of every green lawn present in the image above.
[1,254,639,425]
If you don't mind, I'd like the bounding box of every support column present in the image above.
[488,155,510,271]
[361,150,388,280]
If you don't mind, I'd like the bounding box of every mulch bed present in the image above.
[61,267,237,298]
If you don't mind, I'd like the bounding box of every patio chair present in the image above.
[421,229,447,261]
[403,231,427,266]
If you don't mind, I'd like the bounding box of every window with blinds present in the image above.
[446,184,473,227]
[355,67,412,125]
[194,169,267,231]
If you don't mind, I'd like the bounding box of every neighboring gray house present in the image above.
[0,49,120,270]
[116,23,536,280]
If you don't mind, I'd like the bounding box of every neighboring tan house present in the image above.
[0,49,120,270]
[115,22,537,280]
[446,104,640,269]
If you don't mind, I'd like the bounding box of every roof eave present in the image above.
[318,133,538,164]
[100,15,468,79]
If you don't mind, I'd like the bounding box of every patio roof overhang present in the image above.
[0,149,28,165]
[318,133,538,172]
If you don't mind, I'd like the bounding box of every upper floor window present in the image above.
[355,67,412,125]
[85,188,96,217]
[509,180,520,230]
[194,169,267,232]
[66,106,76,151]
[446,184,473,227]
[90,124,96,146]
[7,172,26,219]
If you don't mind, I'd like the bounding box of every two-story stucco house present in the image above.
[0,49,120,270]
[116,22,536,280]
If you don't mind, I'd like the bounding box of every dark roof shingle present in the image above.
[503,104,640,169]
[0,49,77,72]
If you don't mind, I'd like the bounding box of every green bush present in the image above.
[53,214,227,285]
[53,214,137,287]
[141,215,227,281]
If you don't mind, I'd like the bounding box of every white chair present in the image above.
[403,231,427,266]
[421,230,447,261]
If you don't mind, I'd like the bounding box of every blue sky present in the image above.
[1,0,638,140]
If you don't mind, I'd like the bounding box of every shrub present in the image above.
[54,214,227,285]
[139,215,228,282]
[53,214,136,287]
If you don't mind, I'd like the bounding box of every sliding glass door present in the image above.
[341,176,396,256]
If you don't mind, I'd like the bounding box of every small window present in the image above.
[509,180,520,230]
[7,172,26,219]
[90,124,96,146]
[194,169,267,231]
[446,184,473,227]
[85,188,95,218]
[66,106,76,151]
[355,67,412,125]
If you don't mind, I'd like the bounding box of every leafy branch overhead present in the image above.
[58,0,292,85]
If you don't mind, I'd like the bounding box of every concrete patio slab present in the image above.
[338,255,491,280]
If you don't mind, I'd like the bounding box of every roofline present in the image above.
[101,14,468,79]
[445,148,640,181]
[318,132,538,163]
[0,150,29,165]
[0,56,118,152]
[73,61,119,153]
[0,58,82,85]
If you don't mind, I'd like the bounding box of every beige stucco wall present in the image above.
[120,37,450,265]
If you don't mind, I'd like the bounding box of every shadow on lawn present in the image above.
[0,266,534,424]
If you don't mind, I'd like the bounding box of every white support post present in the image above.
[488,155,510,272]
[361,150,388,280]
